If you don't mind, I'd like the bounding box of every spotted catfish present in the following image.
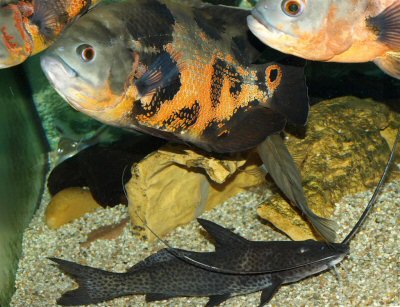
[0,0,99,68]
[40,0,309,153]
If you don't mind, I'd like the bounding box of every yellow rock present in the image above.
[126,144,264,240]
[45,187,102,229]
[258,97,400,241]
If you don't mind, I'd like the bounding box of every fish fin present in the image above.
[198,105,286,153]
[367,2,400,49]
[145,293,176,302]
[49,257,120,305]
[197,218,249,249]
[259,278,282,306]
[374,52,400,79]
[30,0,66,41]
[126,248,175,272]
[262,57,309,126]
[134,51,183,99]
[257,135,337,242]
[206,294,231,306]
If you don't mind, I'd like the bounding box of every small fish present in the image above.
[247,0,400,79]
[49,128,399,306]
[0,0,97,68]
[40,0,309,154]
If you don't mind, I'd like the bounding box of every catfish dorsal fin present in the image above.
[197,218,249,249]
[368,1,400,49]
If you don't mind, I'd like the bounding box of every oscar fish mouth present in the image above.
[249,8,275,32]
[40,54,86,111]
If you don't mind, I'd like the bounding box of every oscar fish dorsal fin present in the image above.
[367,1,400,49]
[197,218,249,250]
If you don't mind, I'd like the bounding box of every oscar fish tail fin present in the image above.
[49,257,127,306]
[258,56,309,126]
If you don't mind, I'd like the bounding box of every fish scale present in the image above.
[41,0,310,154]
[0,0,98,68]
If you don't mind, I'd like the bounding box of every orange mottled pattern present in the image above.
[134,26,271,138]
[0,0,95,67]
[0,4,32,65]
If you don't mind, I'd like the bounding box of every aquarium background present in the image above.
[0,0,399,306]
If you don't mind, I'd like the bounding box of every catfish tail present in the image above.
[49,257,128,306]
[257,134,337,242]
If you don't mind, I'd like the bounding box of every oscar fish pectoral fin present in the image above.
[367,1,400,50]
[374,52,400,79]
[134,50,183,100]
[198,105,287,153]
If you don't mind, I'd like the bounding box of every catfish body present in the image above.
[40,0,309,153]
[0,0,99,68]
[51,219,348,306]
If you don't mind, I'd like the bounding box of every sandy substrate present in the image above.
[10,173,400,306]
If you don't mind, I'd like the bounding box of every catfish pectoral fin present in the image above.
[206,294,231,307]
[145,293,177,302]
[259,277,282,306]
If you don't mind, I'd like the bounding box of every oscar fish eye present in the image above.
[76,44,96,62]
[281,0,305,17]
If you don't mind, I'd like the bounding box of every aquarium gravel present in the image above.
[10,176,400,306]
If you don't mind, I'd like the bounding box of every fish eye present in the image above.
[281,0,305,17]
[298,247,309,254]
[76,44,96,62]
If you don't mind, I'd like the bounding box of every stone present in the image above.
[45,187,102,229]
[258,97,400,241]
[125,144,264,240]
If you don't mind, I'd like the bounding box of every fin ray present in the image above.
[374,52,400,79]
[135,51,183,99]
[368,2,400,49]
[197,218,249,249]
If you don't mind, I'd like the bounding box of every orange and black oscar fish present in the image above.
[40,0,309,153]
[0,0,99,68]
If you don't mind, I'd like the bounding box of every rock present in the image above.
[125,144,264,240]
[45,187,102,229]
[258,97,400,241]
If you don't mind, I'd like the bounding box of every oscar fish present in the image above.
[40,0,310,154]
[40,0,340,242]
[0,0,98,68]
[48,128,399,306]
[247,0,400,79]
